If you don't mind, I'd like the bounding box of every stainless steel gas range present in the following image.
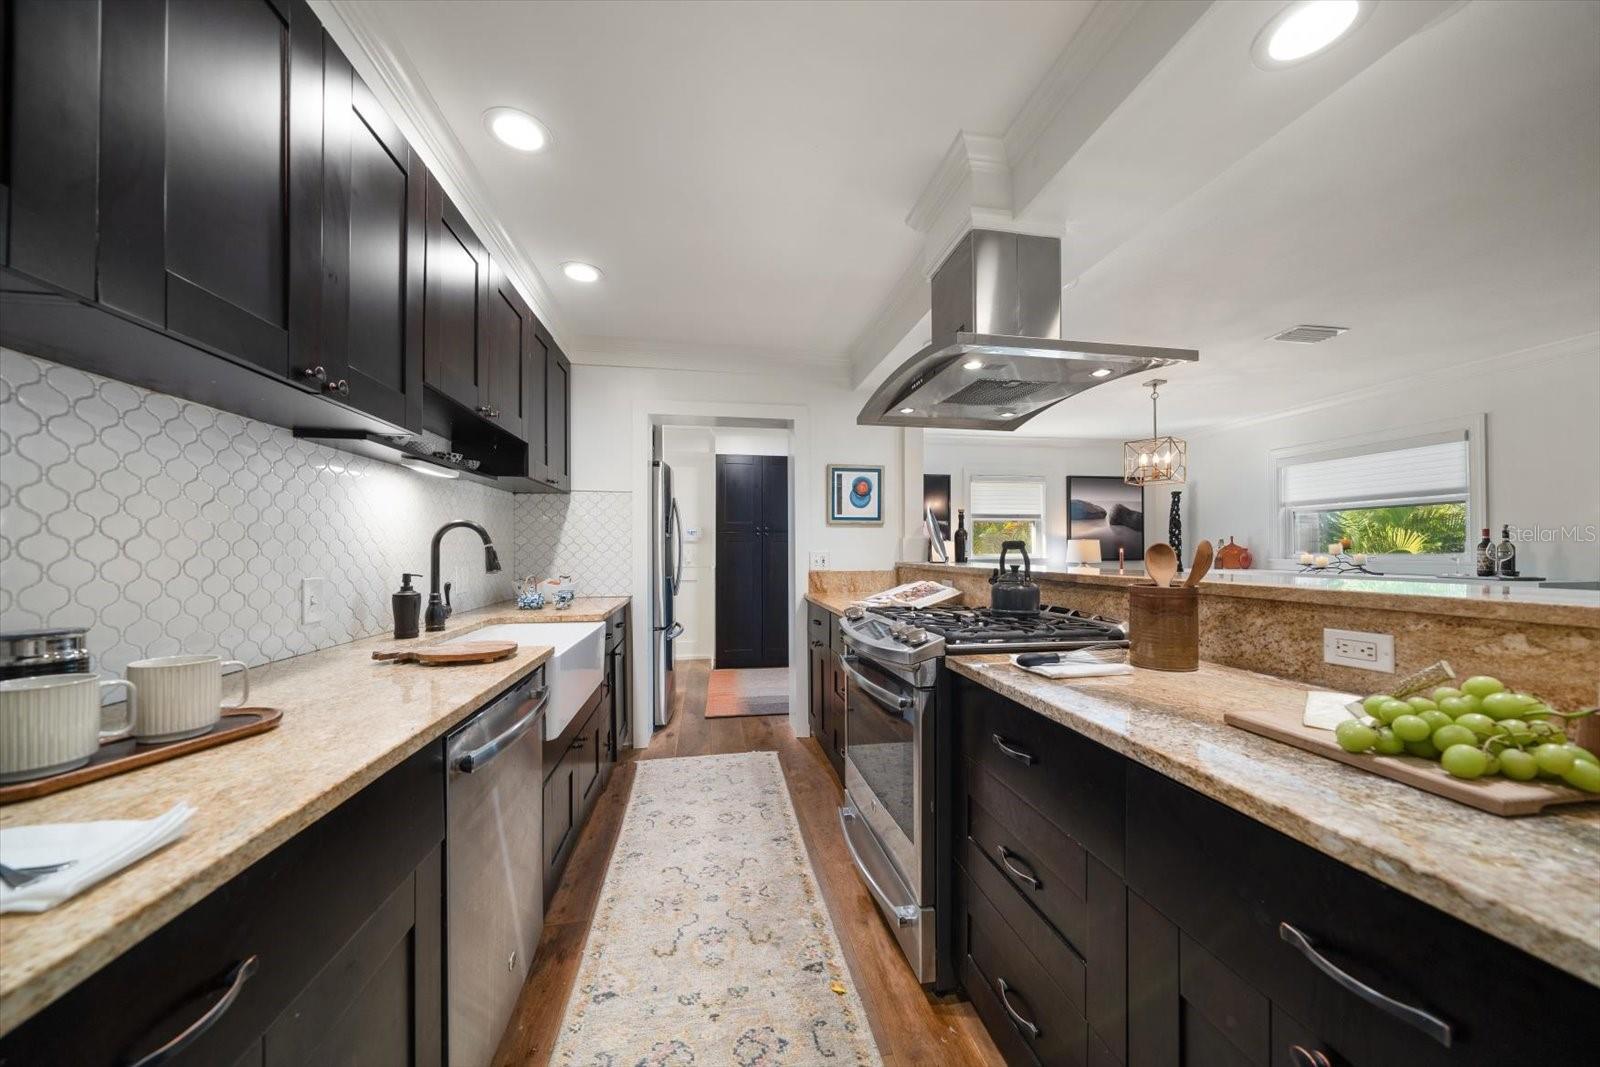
[836,603,1128,988]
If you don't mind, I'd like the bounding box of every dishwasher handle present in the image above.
[456,687,549,773]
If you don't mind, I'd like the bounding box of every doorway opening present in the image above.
[650,420,794,730]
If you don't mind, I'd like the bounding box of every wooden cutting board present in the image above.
[372,640,518,665]
[1225,705,1595,816]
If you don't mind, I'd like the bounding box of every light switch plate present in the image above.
[1323,628,1394,672]
[302,577,327,626]
[809,552,830,570]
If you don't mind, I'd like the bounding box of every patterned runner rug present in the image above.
[550,752,882,1066]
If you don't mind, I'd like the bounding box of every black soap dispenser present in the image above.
[393,573,424,639]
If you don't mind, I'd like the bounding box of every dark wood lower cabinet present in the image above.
[805,603,845,781]
[541,684,615,906]
[951,679,1600,1067]
[0,743,445,1066]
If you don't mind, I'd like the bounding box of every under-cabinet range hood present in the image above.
[858,230,1198,431]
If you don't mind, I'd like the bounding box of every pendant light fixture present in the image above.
[1123,379,1187,486]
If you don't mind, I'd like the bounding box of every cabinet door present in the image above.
[544,343,572,490]
[542,762,575,903]
[524,327,552,482]
[759,455,789,667]
[808,647,825,738]
[423,178,487,411]
[318,42,425,429]
[97,0,320,377]
[4,0,101,297]
[481,261,529,440]
[263,846,443,1067]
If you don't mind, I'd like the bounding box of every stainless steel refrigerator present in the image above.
[651,459,684,726]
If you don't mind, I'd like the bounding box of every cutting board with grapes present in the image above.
[1225,708,1594,814]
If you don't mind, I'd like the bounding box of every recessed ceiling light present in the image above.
[899,406,916,415]
[1252,1,1364,69]
[963,359,984,371]
[562,261,603,283]
[997,411,1017,420]
[483,107,549,152]
[1090,368,1113,378]
[401,458,459,479]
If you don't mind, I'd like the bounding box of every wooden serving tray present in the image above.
[0,707,282,805]
[372,640,517,665]
[1225,706,1594,816]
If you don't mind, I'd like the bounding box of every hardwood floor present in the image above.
[491,659,1002,1066]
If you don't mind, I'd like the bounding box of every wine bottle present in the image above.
[1496,524,1518,578]
[954,509,969,564]
[1475,528,1494,577]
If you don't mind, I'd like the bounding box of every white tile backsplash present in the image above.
[512,491,633,596]
[0,349,533,679]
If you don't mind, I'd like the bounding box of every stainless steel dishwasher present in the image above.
[445,667,548,1066]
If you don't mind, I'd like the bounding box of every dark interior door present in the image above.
[715,454,789,669]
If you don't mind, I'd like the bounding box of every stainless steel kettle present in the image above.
[989,541,1042,614]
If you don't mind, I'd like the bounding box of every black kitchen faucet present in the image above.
[426,520,501,631]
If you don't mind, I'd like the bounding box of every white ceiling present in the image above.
[349,0,1094,369]
[341,0,1600,437]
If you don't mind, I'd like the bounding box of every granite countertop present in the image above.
[0,600,616,1035]
[947,656,1600,986]
[499,595,630,623]
[902,561,1600,627]
[804,591,857,616]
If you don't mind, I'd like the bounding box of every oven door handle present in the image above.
[838,806,919,926]
[837,653,914,711]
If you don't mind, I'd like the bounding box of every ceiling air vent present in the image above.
[1272,325,1348,344]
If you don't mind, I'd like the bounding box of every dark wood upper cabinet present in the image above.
[524,327,552,483]
[544,341,572,491]
[318,39,426,430]
[94,0,322,379]
[423,177,488,412]
[482,261,529,441]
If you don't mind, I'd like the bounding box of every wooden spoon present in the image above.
[1146,543,1177,588]
[1185,540,1215,588]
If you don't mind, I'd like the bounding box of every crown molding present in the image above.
[313,0,570,346]
[566,336,853,383]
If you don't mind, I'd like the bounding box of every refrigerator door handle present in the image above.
[669,499,684,596]
[660,621,685,641]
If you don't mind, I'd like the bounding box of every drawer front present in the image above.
[957,677,1125,873]
[964,761,1088,952]
[807,603,829,649]
[962,862,1088,1065]
[1126,763,1600,1066]
[829,612,846,656]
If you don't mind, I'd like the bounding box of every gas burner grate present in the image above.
[867,603,1127,651]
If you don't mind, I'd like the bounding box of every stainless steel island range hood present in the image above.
[858,230,1198,430]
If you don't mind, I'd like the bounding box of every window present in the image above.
[968,477,1047,559]
[1275,431,1475,559]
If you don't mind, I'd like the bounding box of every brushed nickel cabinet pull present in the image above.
[995,977,1040,1038]
[126,955,259,1066]
[991,734,1036,765]
[996,844,1042,890]
[1280,922,1452,1047]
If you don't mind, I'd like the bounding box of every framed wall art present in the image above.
[827,464,884,525]
[1068,475,1145,560]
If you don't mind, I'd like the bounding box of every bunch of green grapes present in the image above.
[1334,676,1600,791]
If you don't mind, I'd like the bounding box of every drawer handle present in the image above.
[991,734,1036,766]
[1288,1047,1332,1067]
[996,844,1042,890]
[1279,922,1452,1047]
[127,955,259,1066]
[995,977,1040,1039]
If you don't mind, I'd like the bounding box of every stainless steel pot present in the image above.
[989,541,1042,614]
[0,628,93,680]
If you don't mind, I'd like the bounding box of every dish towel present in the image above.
[0,802,196,913]
[1009,654,1135,680]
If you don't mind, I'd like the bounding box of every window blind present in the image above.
[1282,440,1469,508]
[970,477,1046,516]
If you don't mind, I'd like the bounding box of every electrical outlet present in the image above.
[302,577,327,626]
[1323,628,1395,672]
[809,552,830,570]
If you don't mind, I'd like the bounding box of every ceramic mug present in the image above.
[125,655,250,743]
[0,673,138,783]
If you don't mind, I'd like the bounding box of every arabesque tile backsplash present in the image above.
[0,349,631,682]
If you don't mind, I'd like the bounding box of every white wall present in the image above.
[570,363,907,744]
[924,435,1126,566]
[1183,339,1600,580]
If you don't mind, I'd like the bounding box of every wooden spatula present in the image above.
[1146,543,1177,588]
[1185,540,1214,587]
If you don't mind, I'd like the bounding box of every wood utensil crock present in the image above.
[1128,586,1199,672]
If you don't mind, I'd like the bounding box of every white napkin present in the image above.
[1304,690,1363,731]
[1009,654,1134,680]
[0,802,196,913]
